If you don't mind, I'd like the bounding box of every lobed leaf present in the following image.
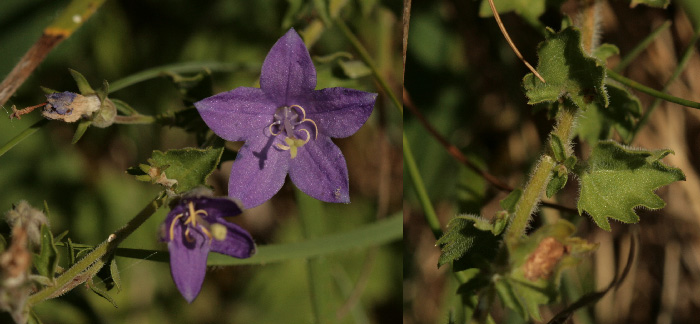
[523,27,608,111]
[577,141,685,231]
[576,83,641,144]
[128,147,224,194]
[436,215,501,270]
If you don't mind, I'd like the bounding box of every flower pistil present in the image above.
[169,202,225,244]
[268,104,318,158]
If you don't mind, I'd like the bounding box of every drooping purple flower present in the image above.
[161,195,255,303]
[195,28,377,208]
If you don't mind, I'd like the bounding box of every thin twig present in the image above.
[486,0,545,83]
[403,89,578,214]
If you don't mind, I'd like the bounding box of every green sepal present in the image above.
[630,0,669,8]
[436,215,501,270]
[549,134,566,162]
[67,238,76,266]
[338,60,372,79]
[500,189,522,213]
[577,140,686,231]
[71,120,92,144]
[68,69,95,95]
[32,224,59,279]
[40,86,59,94]
[523,27,608,111]
[111,98,138,116]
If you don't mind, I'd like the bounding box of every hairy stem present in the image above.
[27,193,166,306]
[505,105,577,246]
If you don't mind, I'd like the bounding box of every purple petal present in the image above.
[289,136,349,203]
[211,221,256,258]
[187,197,243,219]
[228,135,290,208]
[304,88,377,138]
[168,226,210,303]
[260,28,316,106]
[195,87,275,141]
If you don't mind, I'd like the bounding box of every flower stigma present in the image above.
[169,202,214,243]
[268,105,318,158]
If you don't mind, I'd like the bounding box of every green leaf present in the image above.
[593,43,620,62]
[500,189,522,213]
[576,83,642,144]
[546,168,568,198]
[87,277,118,308]
[110,258,121,292]
[436,215,501,270]
[478,0,546,26]
[630,0,669,8]
[549,134,566,162]
[129,147,224,194]
[32,224,59,279]
[523,27,608,111]
[338,60,372,79]
[577,141,685,231]
[69,69,95,95]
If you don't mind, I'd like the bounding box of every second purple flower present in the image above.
[195,28,377,208]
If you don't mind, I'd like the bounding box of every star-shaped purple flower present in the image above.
[161,195,255,303]
[195,28,377,208]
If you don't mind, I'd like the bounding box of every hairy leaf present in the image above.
[478,0,546,25]
[576,83,641,144]
[523,27,608,111]
[128,147,224,194]
[577,141,685,231]
[436,215,501,269]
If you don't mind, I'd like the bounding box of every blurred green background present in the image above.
[0,0,402,323]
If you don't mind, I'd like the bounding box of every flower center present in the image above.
[169,202,226,244]
[267,105,318,159]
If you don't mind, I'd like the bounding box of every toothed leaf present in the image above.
[577,141,685,231]
[577,83,642,144]
[523,27,608,111]
[436,215,501,270]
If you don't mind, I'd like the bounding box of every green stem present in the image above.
[295,189,334,324]
[113,114,156,124]
[105,212,403,264]
[505,106,577,246]
[607,69,700,109]
[630,31,700,142]
[0,119,48,158]
[334,18,402,115]
[403,134,441,239]
[615,21,671,72]
[108,62,258,93]
[27,193,166,306]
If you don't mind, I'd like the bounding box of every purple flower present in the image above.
[195,28,377,208]
[161,195,255,303]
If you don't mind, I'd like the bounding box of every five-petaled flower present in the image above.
[195,28,377,208]
[161,194,255,303]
